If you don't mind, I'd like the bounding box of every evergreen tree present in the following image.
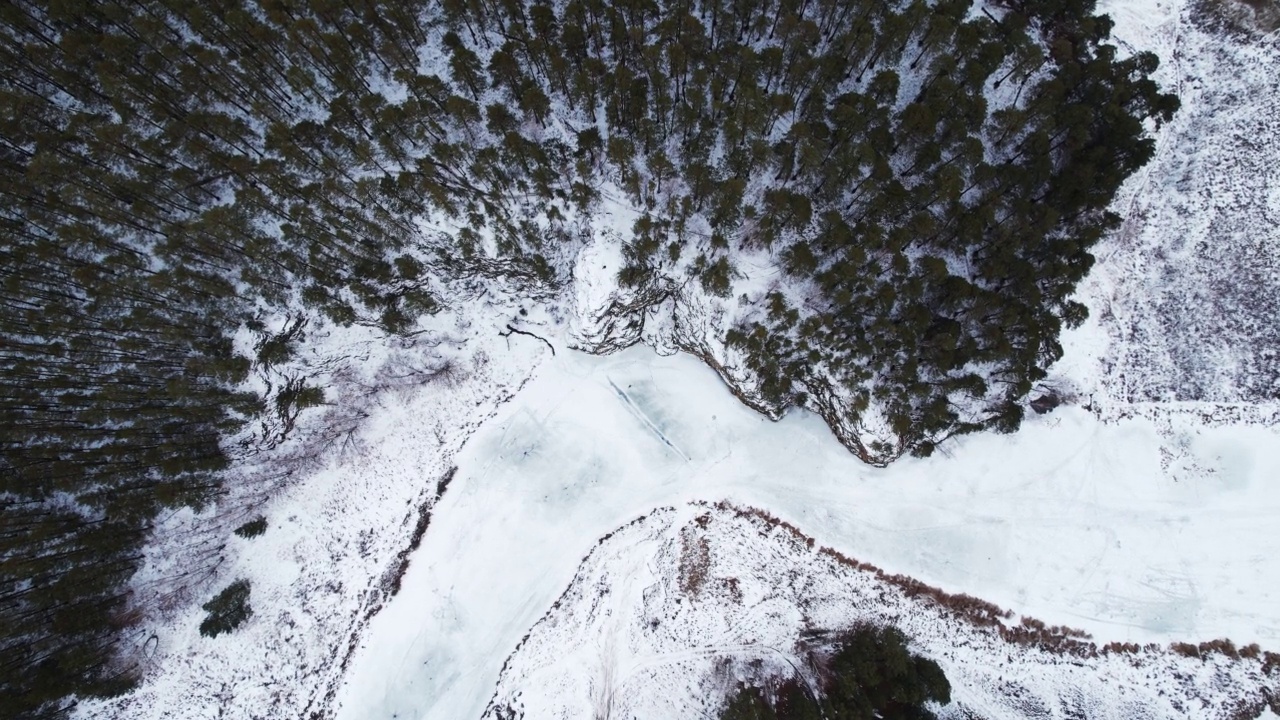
[198,580,253,638]
[719,625,950,720]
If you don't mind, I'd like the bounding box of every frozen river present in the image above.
[334,345,1280,720]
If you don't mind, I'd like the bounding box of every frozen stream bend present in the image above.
[333,345,1280,720]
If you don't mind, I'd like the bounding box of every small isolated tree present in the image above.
[199,580,252,638]
[233,517,268,539]
[719,625,950,720]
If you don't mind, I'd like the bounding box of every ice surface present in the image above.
[335,345,1280,719]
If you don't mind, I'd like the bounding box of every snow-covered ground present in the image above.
[484,505,1276,719]
[1089,0,1280,404]
[73,310,549,720]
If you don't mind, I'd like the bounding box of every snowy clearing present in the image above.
[73,311,547,720]
[484,504,1276,719]
[1087,0,1280,404]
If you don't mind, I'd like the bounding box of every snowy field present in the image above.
[1089,0,1280,403]
[72,312,549,720]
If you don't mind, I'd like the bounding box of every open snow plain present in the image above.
[334,342,1280,719]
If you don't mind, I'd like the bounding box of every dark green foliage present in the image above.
[455,0,1176,460]
[0,0,530,713]
[234,517,268,539]
[720,681,822,720]
[720,626,950,720]
[199,580,253,638]
[824,626,951,718]
[700,256,735,298]
[0,507,144,717]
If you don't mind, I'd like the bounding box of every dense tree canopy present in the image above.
[449,0,1177,460]
[0,0,525,714]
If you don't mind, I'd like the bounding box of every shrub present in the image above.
[720,625,949,720]
[199,580,252,638]
[721,680,821,720]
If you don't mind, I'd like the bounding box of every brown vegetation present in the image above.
[381,467,457,598]
[679,526,713,598]
[712,501,1277,666]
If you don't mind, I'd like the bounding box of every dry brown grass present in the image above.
[678,525,712,598]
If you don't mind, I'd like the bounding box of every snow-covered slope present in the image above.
[1084,0,1280,404]
[73,311,550,720]
[484,505,1276,720]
